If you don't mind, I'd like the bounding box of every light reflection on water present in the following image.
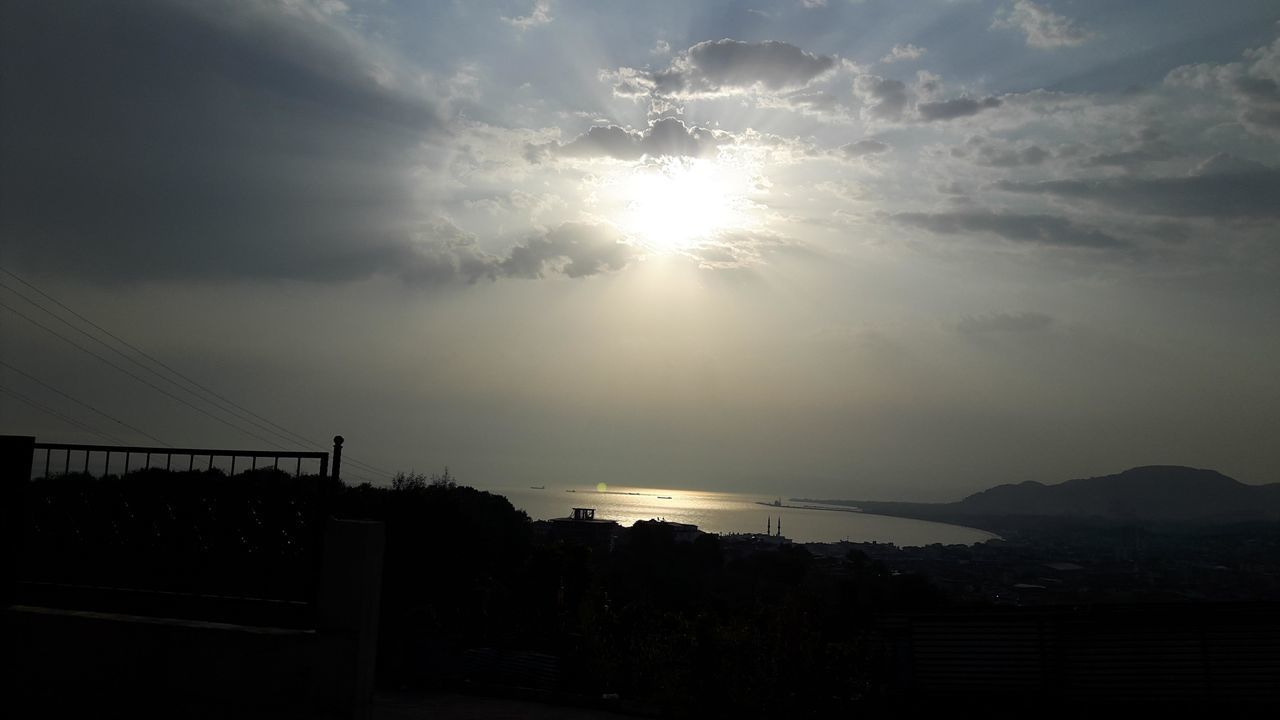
[490,485,996,546]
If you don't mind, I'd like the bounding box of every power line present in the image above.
[0,299,286,449]
[0,358,169,446]
[0,382,124,444]
[0,279,307,450]
[0,267,395,478]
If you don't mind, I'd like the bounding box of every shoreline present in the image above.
[754,501,863,514]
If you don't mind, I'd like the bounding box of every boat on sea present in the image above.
[657,495,672,499]
[530,485,546,490]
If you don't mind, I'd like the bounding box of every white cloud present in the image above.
[1166,34,1280,138]
[992,1,1095,49]
[502,0,552,31]
[881,44,927,64]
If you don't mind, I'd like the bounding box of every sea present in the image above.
[489,485,997,546]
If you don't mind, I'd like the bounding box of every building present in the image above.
[536,507,620,551]
[629,518,703,543]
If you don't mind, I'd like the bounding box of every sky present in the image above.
[2,0,1279,500]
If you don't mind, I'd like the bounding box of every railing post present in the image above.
[2,435,36,604]
[317,518,384,719]
[331,435,343,482]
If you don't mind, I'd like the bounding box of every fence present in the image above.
[3,434,384,717]
[4,434,346,628]
[29,441,330,480]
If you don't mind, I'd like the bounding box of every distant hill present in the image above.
[798,466,1280,527]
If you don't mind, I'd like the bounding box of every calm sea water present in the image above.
[488,485,997,546]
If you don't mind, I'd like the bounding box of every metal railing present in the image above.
[5,434,346,626]
[30,441,329,480]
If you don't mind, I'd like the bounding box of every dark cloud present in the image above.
[853,74,911,121]
[394,221,638,284]
[656,39,837,96]
[997,156,1280,218]
[951,136,1048,167]
[0,0,446,283]
[895,210,1123,248]
[1082,127,1179,170]
[841,139,891,157]
[393,219,503,285]
[499,223,637,279]
[610,39,836,100]
[853,76,1000,123]
[918,96,1001,121]
[957,311,1055,335]
[530,118,722,161]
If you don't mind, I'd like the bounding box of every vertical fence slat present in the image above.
[27,443,332,483]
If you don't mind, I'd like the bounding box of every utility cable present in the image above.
[0,358,170,446]
[0,382,125,444]
[0,267,393,478]
[0,299,286,448]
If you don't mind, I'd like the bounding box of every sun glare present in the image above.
[616,158,750,253]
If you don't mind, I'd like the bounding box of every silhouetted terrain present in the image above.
[799,466,1280,531]
[15,464,1280,716]
[14,468,944,717]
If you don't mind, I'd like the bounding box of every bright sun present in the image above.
[616,158,750,253]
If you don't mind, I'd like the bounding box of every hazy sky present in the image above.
[3,0,1279,500]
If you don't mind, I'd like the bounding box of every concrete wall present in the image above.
[4,516,385,718]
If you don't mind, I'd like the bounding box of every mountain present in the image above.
[801,466,1280,525]
[954,466,1278,522]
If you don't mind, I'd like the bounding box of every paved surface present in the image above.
[374,692,633,720]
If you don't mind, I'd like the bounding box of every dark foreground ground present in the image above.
[374,691,630,720]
